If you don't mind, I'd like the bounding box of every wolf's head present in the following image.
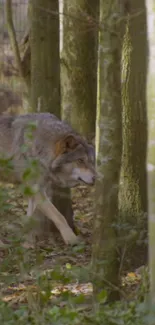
[49,134,95,188]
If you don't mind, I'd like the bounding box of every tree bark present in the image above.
[30,0,60,112]
[61,0,99,137]
[30,0,74,236]
[5,0,30,93]
[119,0,148,267]
[146,0,155,307]
[91,0,124,302]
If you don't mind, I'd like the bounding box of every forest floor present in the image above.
[0,184,149,323]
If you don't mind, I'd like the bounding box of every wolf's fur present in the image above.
[0,113,95,245]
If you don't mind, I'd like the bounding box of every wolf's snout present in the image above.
[78,173,95,185]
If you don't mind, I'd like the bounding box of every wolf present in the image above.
[0,113,95,245]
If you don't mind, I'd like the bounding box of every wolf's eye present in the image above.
[78,159,84,164]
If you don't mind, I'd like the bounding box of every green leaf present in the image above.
[97,289,107,303]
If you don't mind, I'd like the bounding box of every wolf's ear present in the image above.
[55,134,79,156]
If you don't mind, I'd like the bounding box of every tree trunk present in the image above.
[91,0,124,302]
[119,0,148,268]
[30,0,60,112]
[61,0,99,137]
[146,0,155,306]
[30,0,74,236]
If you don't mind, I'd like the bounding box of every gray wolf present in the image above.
[0,113,95,245]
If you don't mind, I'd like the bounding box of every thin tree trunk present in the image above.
[91,0,124,302]
[146,0,155,306]
[119,0,148,268]
[30,0,74,236]
[61,0,99,137]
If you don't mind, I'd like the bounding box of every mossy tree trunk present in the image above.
[146,0,155,306]
[119,0,148,267]
[91,0,124,302]
[30,0,74,234]
[61,0,99,137]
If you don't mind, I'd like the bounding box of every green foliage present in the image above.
[0,288,152,325]
[0,229,151,325]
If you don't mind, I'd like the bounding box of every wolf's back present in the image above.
[0,113,75,161]
[11,113,75,145]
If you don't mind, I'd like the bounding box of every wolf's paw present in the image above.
[62,228,80,246]
[67,235,80,246]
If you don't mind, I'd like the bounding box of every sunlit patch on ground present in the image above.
[2,282,93,305]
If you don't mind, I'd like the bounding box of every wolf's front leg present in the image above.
[34,192,79,245]
[27,198,36,217]
[22,198,38,249]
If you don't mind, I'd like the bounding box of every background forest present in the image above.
[0,0,154,324]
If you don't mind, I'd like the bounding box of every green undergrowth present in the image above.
[0,265,152,325]
[0,233,151,325]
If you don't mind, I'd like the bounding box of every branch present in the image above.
[5,0,26,82]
